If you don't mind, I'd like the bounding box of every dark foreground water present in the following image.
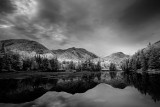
[0,72,160,107]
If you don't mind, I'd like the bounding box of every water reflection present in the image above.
[101,71,127,89]
[0,71,160,105]
[1,83,160,107]
[124,72,160,102]
[0,73,100,103]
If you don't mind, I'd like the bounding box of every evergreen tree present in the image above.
[11,54,23,71]
[31,60,38,70]
[35,55,43,70]
[0,56,3,71]
[148,48,160,70]
[148,42,152,47]
[109,63,117,71]
[23,58,32,71]
[42,58,52,71]
[132,59,138,71]
[3,53,12,71]
[96,61,101,71]
[82,60,88,71]
[48,61,52,71]
[68,61,75,70]
[121,59,130,73]
[50,58,59,72]
[128,58,133,70]
[76,62,82,72]
[140,50,148,71]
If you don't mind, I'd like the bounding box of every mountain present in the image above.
[109,52,129,58]
[52,47,98,62]
[104,52,130,63]
[93,52,130,70]
[0,39,54,59]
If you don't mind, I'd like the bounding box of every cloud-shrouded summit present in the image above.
[0,0,160,56]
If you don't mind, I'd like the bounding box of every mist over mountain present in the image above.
[52,47,98,62]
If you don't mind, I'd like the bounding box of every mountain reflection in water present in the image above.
[1,83,160,107]
[0,72,160,107]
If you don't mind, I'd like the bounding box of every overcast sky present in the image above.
[0,0,160,57]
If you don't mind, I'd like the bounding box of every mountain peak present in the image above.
[70,47,76,49]
[110,52,126,58]
[102,52,129,65]
[67,47,77,51]
[52,47,98,62]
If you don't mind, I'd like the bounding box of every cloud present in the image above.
[1,0,160,56]
[13,0,38,19]
[0,0,69,45]
[0,0,15,14]
[37,0,63,23]
[120,0,160,28]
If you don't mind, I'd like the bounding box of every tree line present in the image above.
[76,60,101,72]
[0,52,102,72]
[0,53,59,72]
[121,43,160,73]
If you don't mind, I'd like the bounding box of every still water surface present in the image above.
[0,72,160,107]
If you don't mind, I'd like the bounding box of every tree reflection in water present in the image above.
[1,71,160,104]
[124,72,160,102]
[0,73,100,103]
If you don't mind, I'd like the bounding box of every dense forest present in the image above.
[0,52,101,72]
[1,40,160,73]
[0,40,102,72]
[121,43,160,73]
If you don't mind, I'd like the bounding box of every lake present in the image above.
[0,71,160,107]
